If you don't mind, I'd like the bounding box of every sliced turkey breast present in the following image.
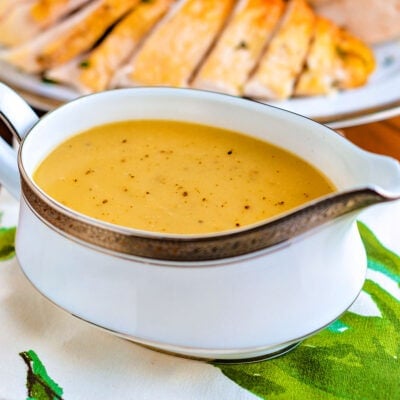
[115,0,236,88]
[0,0,34,20]
[191,0,284,96]
[244,0,315,100]
[331,26,376,90]
[0,0,377,99]
[0,0,90,46]
[294,16,375,96]
[294,17,341,96]
[0,0,139,72]
[47,0,174,93]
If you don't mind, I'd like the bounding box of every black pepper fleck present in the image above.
[236,41,248,50]
[79,60,91,69]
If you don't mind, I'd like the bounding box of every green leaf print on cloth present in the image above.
[20,350,64,400]
[216,222,400,400]
[0,226,16,260]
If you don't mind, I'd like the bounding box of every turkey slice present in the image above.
[244,0,315,100]
[0,0,91,46]
[0,0,139,73]
[116,0,235,88]
[0,0,34,21]
[294,17,340,96]
[295,16,375,96]
[192,0,284,96]
[47,0,174,93]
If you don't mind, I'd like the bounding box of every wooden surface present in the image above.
[1,114,400,160]
[343,116,400,161]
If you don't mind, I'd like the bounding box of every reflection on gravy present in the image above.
[33,120,335,234]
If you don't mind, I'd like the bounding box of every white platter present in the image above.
[0,40,399,128]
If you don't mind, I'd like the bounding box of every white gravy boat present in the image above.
[1,83,400,362]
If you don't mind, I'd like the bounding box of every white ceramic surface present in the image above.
[1,86,400,360]
[16,199,367,359]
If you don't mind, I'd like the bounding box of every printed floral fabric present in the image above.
[0,190,399,400]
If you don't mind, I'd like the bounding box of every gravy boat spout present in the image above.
[252,186,400,254]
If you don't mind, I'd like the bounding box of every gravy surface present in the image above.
[33,120,335,234]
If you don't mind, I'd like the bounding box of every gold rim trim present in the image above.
[21,177,269,261]
[21,176,389,262]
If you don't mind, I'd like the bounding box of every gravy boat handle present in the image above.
[0,83,40,199]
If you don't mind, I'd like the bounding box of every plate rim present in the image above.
[1,38,400,128]
[8,82,400,129]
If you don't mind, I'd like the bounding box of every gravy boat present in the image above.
[1,83,400,362]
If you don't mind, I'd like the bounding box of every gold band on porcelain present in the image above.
[21,176,280,262]
[20,172,387,262]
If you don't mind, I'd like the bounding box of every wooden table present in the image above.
[1,114,400,161]
[343,116,400,161]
